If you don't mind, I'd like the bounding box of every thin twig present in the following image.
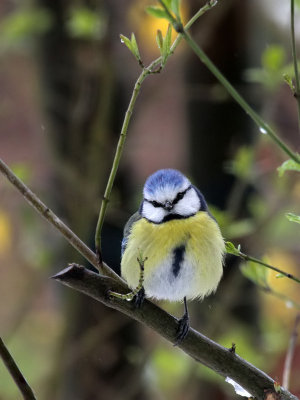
[52,264,299,400]
[0,157,123,284]
[239,252,300,285]
[94,0,219,257]
[283,313,300,389]
[291,0,300,131]
[158,1,300,164]
[0,337,37,400]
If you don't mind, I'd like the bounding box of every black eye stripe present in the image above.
[144,185,192,208]
[145,199,163,208]
[172,185,192,205]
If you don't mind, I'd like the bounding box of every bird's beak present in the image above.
[164,201,173,211]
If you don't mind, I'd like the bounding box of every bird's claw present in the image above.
[134,287,145,309]
[174,313,190,346]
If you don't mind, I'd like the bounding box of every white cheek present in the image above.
[173,190,200,216]
[142,202,166,223]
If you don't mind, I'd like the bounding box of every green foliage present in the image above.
[245,45,299,91]
[286,212,300,224]
[225,219,256,239]
[159,24,172,66]
[277,158,300,177]
[171,0,180,18]
[240,260,269,289]
[67,7,106,40]
[261,45,285,72]
[146,0,181,22]
[146,6,173,22]
[225,241,241,256]
[227,146,254,182]
[120,33,142,64]
[283,73,295,92]
[155,24,173,66]
[150,347,189,392]
[0,8,53,48]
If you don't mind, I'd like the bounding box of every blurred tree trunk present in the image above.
[37,0,147,399]
[186,1,260,398]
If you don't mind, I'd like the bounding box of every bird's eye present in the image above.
[151,200,161,208]
[177,192,184,200]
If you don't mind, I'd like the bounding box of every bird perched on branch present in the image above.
[121,169,225,343]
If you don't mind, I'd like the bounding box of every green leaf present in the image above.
[130,32,141,61]
[262,45,285,72]
[277,159,300,177]
[283,73,294,92]
[120,34,134,53]
[156,30,164,54]
[225,241,241,256]
[171,0,180,18]
[161,0,172,9]
[162,23,172,65]
[145,6,173,22]
[286,212,300,224]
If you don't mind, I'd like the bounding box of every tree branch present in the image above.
[0,157,123,284]
[240,252,300,285]
[52,264,299,400]
[0,337,37,400]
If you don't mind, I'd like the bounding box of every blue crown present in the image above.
[144,169,187,196]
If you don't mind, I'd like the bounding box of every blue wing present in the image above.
[121,211,141,256]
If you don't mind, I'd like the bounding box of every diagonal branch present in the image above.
[0,157,123,284]
[0,337,37,400]
[52,264,299,400]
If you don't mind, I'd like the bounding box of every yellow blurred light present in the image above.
[0,210,12,254]
[262,249,300,325]
[128,0,189,55]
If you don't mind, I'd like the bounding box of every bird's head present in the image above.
[141,169,205,223]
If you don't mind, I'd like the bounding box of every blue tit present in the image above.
[121,169,225,342]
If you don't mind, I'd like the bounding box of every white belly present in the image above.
[144,256,198,301]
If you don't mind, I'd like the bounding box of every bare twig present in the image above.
[0,337,37,400]
[52,264,299,400]
[0,157,123,284]
[226,242,300,285]
[283,313,300,390]
[240,253,300,285]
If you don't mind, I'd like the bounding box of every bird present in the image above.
[120,169,225,343]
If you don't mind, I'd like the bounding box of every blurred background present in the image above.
[0,0,300,399]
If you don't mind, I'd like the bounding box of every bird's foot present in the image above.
[174,313,190,346]
[133,287,145,309]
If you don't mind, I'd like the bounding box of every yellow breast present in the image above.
[121,211,225,301]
